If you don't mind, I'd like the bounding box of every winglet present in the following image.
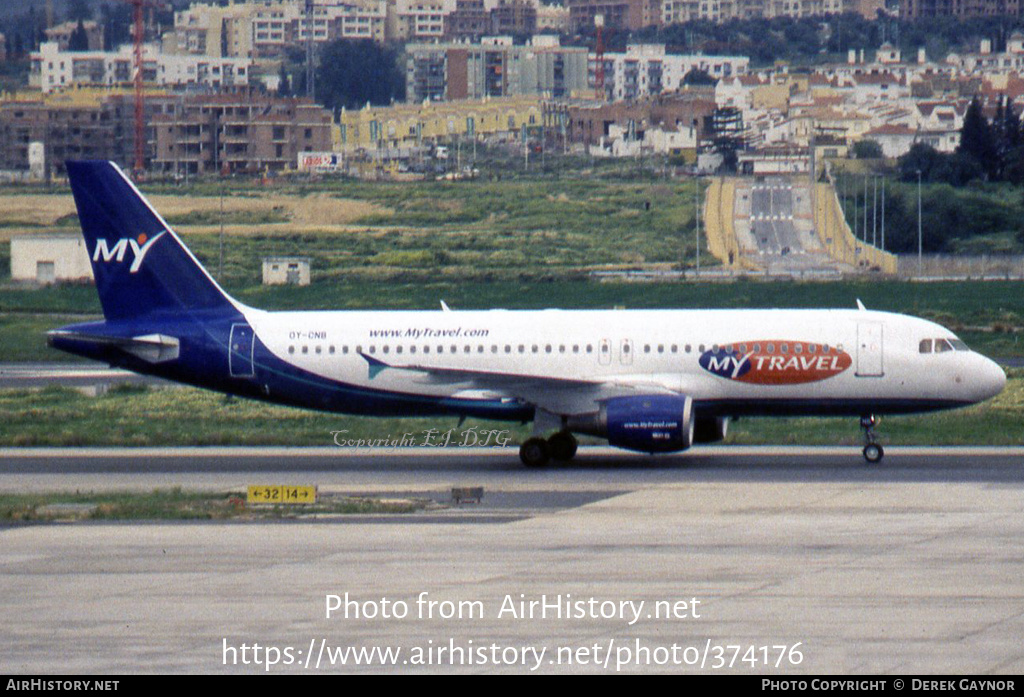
[856,298,867,311]
[360,352,390,380]
[440,300,452,312]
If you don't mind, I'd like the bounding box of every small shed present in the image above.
[262,256,311,286]
[10,234,93,284]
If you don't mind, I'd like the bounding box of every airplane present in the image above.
[47,161,1007,466]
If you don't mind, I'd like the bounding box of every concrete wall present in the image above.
[813,182,897,274]
[10,235,92,283]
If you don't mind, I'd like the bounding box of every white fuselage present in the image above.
[245,306,1006,418]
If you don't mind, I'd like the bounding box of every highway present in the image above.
[2,446,1023,673]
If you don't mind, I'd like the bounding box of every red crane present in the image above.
[118,0,167,177]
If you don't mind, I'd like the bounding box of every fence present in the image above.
[896,255,1024,280]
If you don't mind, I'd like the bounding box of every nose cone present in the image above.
[975,355,1007,402]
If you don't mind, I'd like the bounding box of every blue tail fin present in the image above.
[66,160,238,321]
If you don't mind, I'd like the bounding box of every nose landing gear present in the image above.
[860,415,884,463]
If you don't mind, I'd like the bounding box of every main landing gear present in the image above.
[860,415,884,463]
[519,431,578,468]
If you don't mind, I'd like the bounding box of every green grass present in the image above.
[1,371,1020,447]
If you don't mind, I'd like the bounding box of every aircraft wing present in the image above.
[361,353,683,415]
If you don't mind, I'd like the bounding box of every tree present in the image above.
[958,97,998,180]
[68,19,89,51]
[278,62,291,97]
[682,69,716,86]
[315,40,405,112]
[852,139,883,159]
[67,0,93,22]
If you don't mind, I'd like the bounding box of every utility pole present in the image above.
[917,170,923,268]
[880,177,885,251]
[872,174,877,246]
[863,174,868,242]
[694,175,700,277]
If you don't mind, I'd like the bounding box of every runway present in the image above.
[2,446,1023,674]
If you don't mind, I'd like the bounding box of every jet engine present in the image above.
[568,394,695,453]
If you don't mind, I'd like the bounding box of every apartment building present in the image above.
[151,94,333,175]
[30,41,253,94]
[337,95,543,149]
[406,36,589,102]
[173,0,386,58]
[662,0,879,23]
[0,90,177,174]
[595,44,749,102]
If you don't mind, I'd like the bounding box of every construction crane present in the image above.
[118,0,168,177]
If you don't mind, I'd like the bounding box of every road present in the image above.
[2,446,1023,674]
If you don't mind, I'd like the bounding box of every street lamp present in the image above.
[916,169,922,268]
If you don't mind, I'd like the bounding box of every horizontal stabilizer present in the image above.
[47,330,180,364]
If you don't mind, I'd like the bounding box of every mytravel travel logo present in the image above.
[92,231,167,273]
[699,340,852,385]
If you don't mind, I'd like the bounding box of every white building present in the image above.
[597,44,748,102]
[30,41,253,93]
[173,0,386,58]
[590,121,697,157]
[11,234,93,284]
[262,257,311,285]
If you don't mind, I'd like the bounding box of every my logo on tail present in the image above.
[92,231,167,273]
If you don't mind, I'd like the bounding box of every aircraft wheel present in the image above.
[520,437,550,468]
[862,443,884,464]
[547,431,578,462]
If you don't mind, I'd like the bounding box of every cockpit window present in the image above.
[935,339,954,353]
[949,339,970,352]
[919,339,932,354]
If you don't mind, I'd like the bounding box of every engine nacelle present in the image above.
[568,394,695,454]
[693,416,729,444]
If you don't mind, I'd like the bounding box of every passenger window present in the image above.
[919,339,932,354]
